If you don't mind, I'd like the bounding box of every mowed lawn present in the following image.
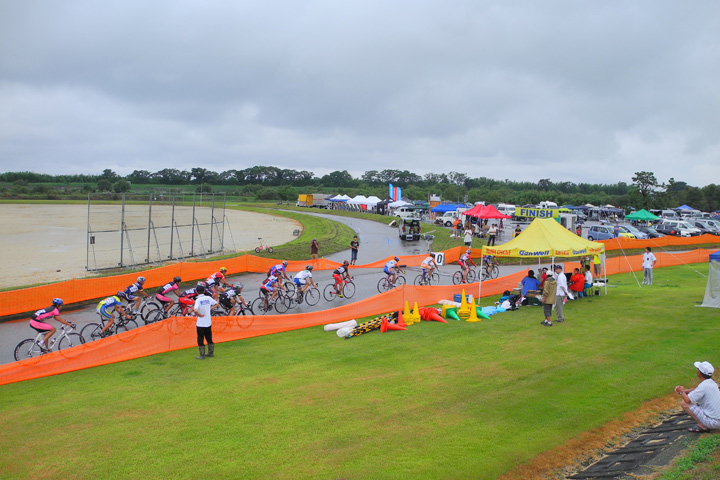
[0,264,717,479]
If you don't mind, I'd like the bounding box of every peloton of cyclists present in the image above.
[384,257,402,285]
[332,260,352,297]
[96,295,131,337]
[156,276,182,316]
[117,276,150,313]
[459,249,477,283]
[28,298,75,352]
[293,265,316,301]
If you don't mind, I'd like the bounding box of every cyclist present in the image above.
[96,295,131,337]
[483,255,498,278]
[293,265,317,301]
[206,267,229,298]
[421,253,438,283]
[220,282,249,315]
[117,276,149,313]
[29,298,74,352]
[384,257,402,286]
[178,283,203,315]
[332,260,352,297]
[268,261,291,282]
[459,249,477,283]
[259,273,280,305]
[156,276,182,315]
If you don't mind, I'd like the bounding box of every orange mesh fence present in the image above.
[599,234,719,252]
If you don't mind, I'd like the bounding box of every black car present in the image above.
[635,225,664,238]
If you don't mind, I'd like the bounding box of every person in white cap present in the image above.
[675,361,720,432]
[553,265,568,323]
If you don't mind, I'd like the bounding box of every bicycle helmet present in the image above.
[137,276,146,284]
[466,249,471,254]
[343,260,349,266]
[196,285,206,295]
[52,298,64,306]
[173,276,181,283]
[282,261,288,266]
[197,281,207,288]
[235,282,244,290]
[219,267,227,273]
[306,265,313,271]
[394,257,400,262]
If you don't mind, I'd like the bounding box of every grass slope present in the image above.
[0,265,718,479]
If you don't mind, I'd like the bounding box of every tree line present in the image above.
[1,168,717,212]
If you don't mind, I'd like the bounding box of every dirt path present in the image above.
[0,204,301,289]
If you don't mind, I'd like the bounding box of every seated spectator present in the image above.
[521,270,541,296]
[675,361,720,432]
[569,268,585,298]
[583,265,593,295]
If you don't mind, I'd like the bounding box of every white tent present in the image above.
[700,250,720,308]
[389,200,412,208]
[365,196,382,206]
[347,195,368,205]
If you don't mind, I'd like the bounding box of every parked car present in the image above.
[586,225,635,241]
[635,225,664,238]
[655,220,701,237]
[399,218,421,241]
[618,224,649,239]
[692,220,720,235]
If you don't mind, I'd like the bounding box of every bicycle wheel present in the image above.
[452,271,463,285]
[252,297,272,315]
[491,265,500,279]
[377,277,390,293]
[342,281,356,298]
[414,274,425,286]
[431,272,440,285]
[323,284,338,302]
[283,282,297,297]
[304,287,320,306]
[239,302,255,316]
[81,323,103,342]
[467,269,477,283]
[140,301,160,319]
[58,333,85,357]
[254,247,261,253]
[267,247,274,253]
[274,294,290,314]
[144,307,167,328]
[395,276,406,287]
[14,339,42,362]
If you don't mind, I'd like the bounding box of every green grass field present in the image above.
[1,265,718,479]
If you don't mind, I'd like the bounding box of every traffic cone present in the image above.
[476,308,490,320]
[403,301,414,325]
[446,308,460,321]
[457,289,471,320]
[396,310,407,328]
[381,315,407,332]
[423,308,448,323]
[466,303,481,322]
[411,301,422,323]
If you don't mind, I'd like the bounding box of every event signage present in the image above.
[514,207,559,218]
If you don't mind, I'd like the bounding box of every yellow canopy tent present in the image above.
[479,218,607,297]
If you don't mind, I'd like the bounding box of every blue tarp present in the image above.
[710,250,720,262]
[431,203,468,213]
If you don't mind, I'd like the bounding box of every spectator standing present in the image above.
[613,223,620,238]
[310,238,319,260]
[675,361,720,432]
[487,224,498,246]
[193,285,218,360]
[453,218,462,238]
[575,225,582,236]
[514,225,522,238]
[350,236,359,265]
[553,265,568,323]
[539,267,549,289]
[593,254,602,276]
[642,247,657,285]
[463,228,473,247]
[541,273,557,327]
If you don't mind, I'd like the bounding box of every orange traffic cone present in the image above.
[381,315,407,332]
[396,310,407,328]
[423,308,448,323]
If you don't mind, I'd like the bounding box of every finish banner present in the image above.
[514,207,559,219]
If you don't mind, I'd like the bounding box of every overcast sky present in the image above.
[1,0,718,186]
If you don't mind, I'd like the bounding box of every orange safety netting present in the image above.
[0,247,468,317]
[599,233,719,252]
[0,251,713,386]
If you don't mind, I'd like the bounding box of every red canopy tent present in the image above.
[463,204,486,218]
[477,204,511,219]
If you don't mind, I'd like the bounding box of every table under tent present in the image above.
[478,218,607,298]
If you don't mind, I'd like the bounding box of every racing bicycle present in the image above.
[377,270,406,293]
[14,324,84,362]
[323,278,356,302]
[452,267,477,285]
[81,312,140,341]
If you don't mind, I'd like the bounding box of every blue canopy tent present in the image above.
[431,203,468,213]
[676,204,697,211]
[700,250,720,308]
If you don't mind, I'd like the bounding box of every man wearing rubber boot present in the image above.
[193,285,217,360]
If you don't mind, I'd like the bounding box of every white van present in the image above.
[538,201,558,209]
[496,204,516,216]
[661,209,679,219]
